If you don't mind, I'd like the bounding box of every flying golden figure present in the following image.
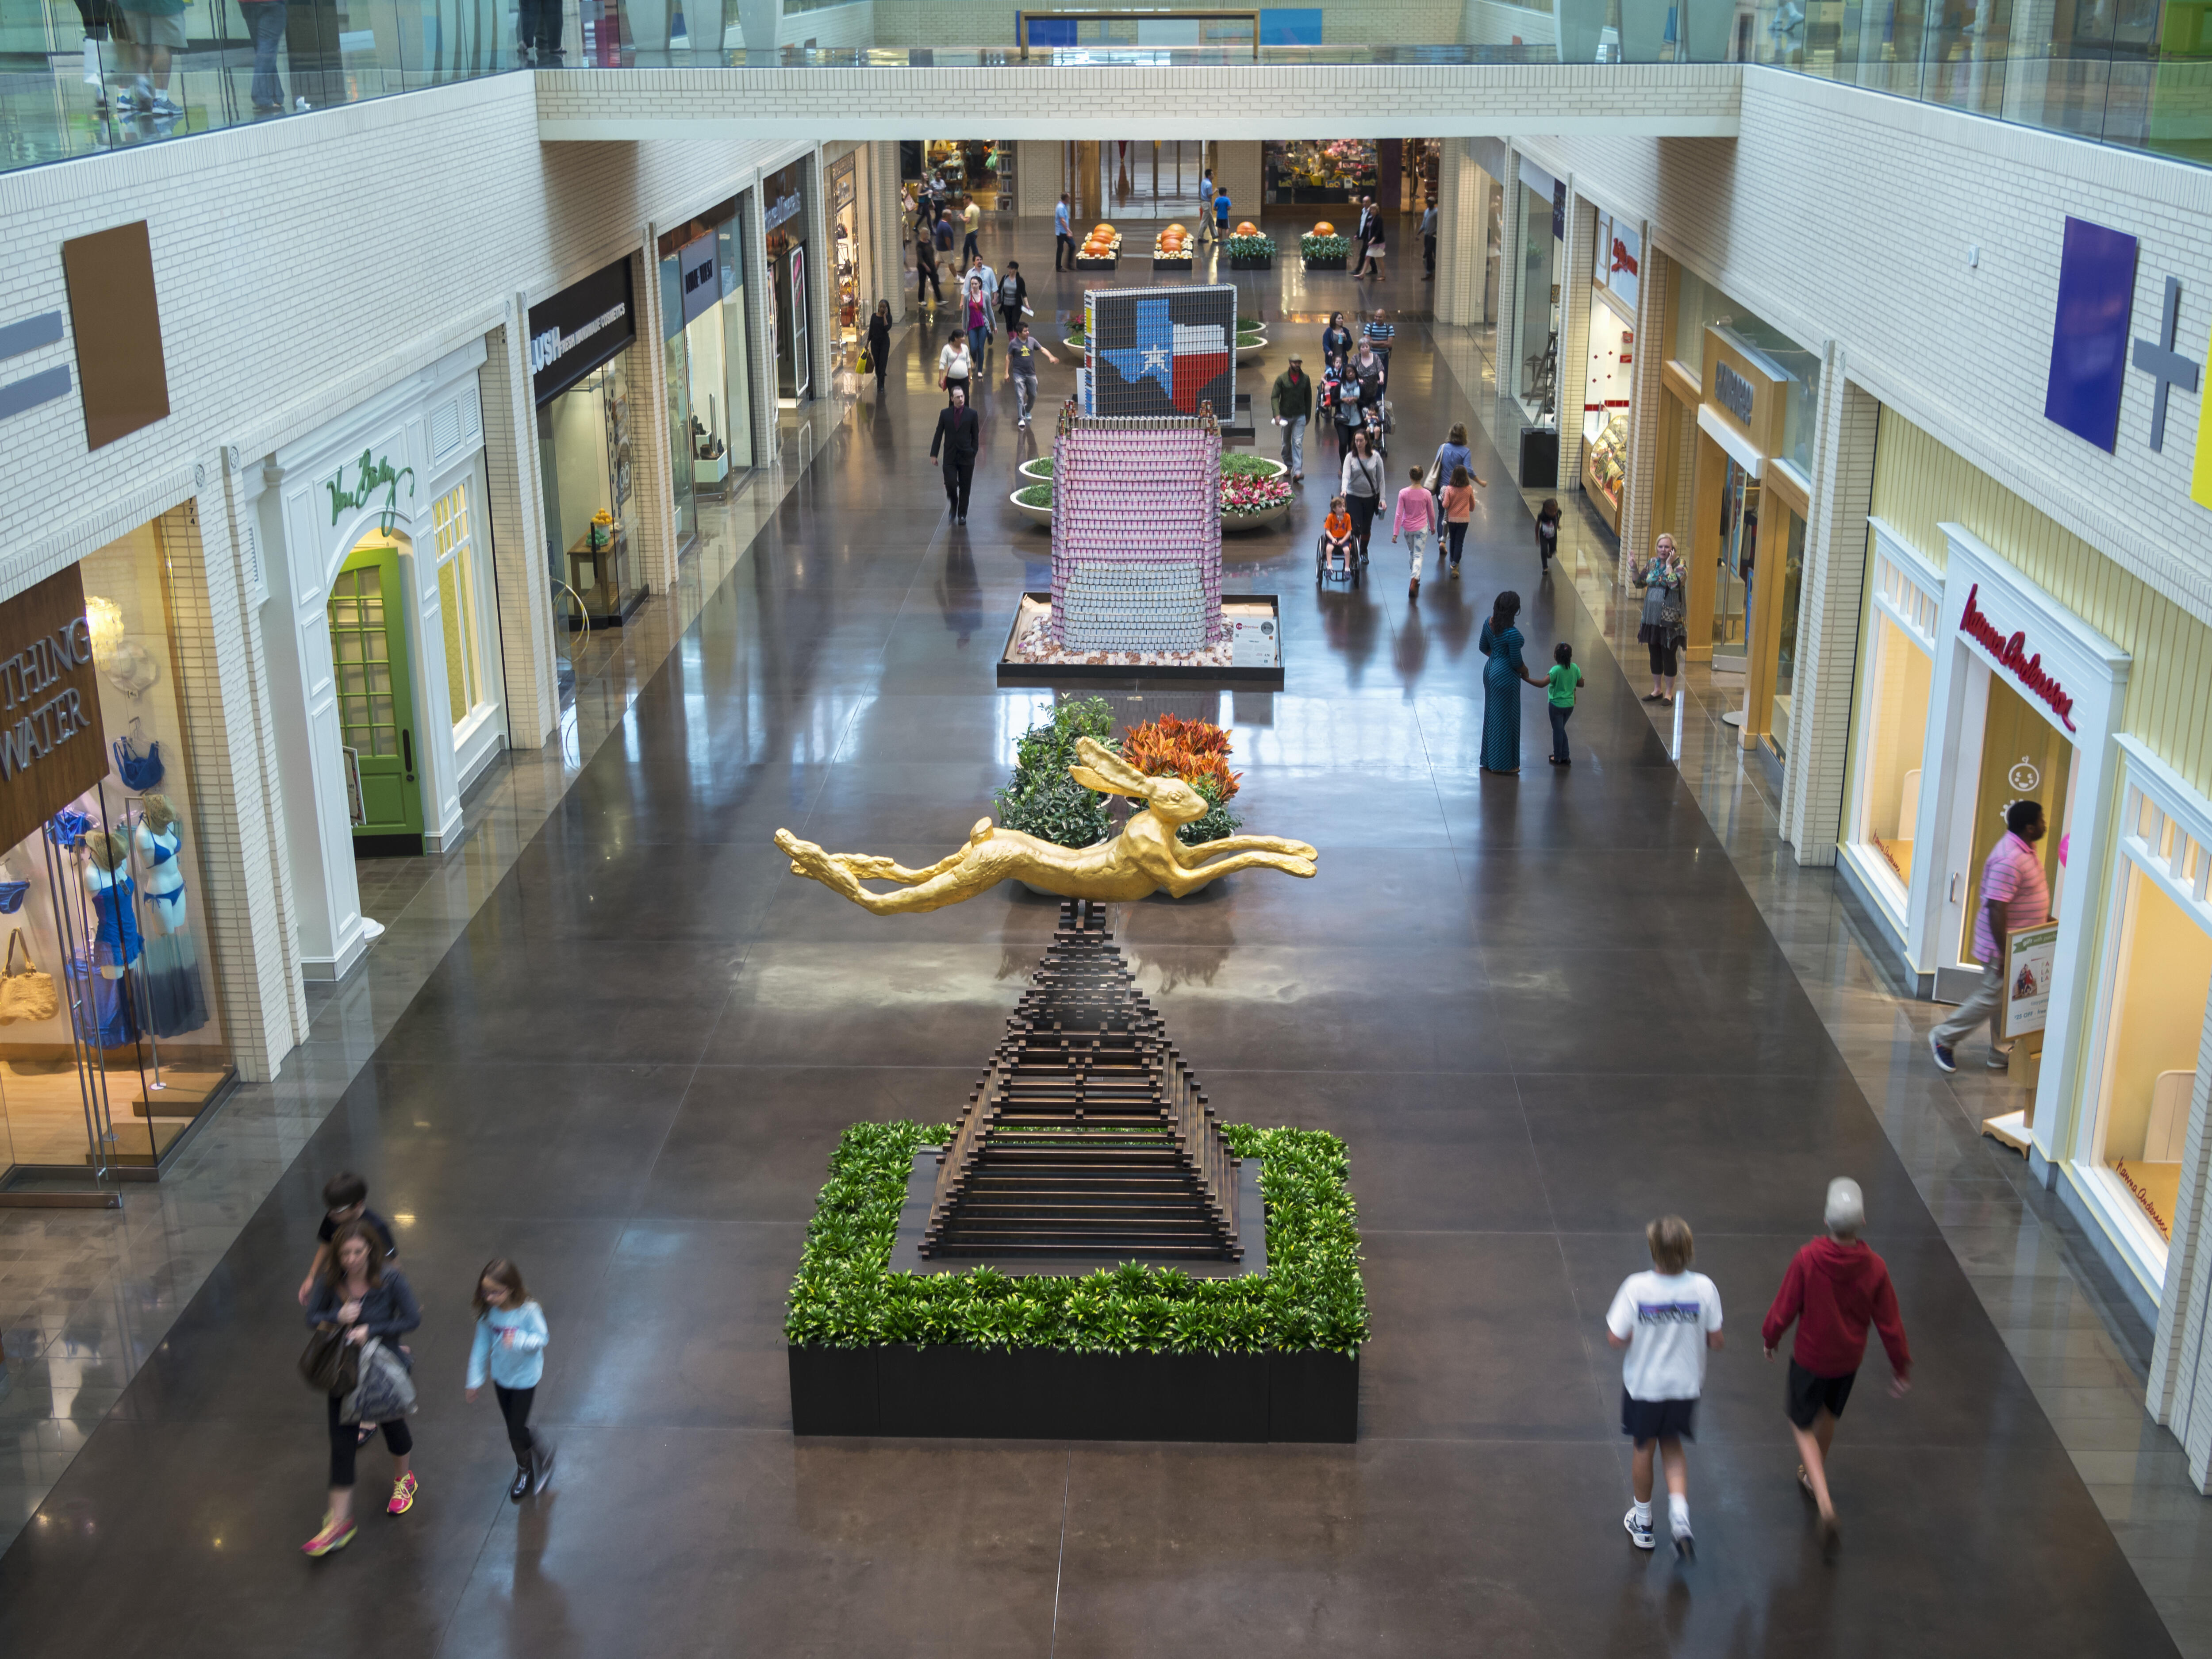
[774,737,1318,913]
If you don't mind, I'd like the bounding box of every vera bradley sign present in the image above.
[1959,582,2078,733]
[0,566,109,853]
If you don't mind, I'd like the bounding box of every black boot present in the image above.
[509,1464,532,1503]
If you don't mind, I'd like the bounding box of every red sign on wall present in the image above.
[1959,583,2078,732]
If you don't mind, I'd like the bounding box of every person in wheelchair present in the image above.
[1321,495,1357,570]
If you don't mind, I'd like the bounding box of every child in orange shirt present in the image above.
[1323,497,1356,573]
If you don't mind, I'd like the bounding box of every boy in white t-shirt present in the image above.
[1605,1215,1724,1559]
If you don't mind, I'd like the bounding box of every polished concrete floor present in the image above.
[0,220,2187,1656]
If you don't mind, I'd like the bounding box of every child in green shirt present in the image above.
[1547,642,1584,765]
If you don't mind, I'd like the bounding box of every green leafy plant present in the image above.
[1016,483,1053,507]
[992,696,1117,848]
[1220,453,1279,480]
[1225,235,1276,261]
[1301,233,1350,260]
[786,1121,1367,1355]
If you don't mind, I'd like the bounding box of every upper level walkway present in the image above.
[1,0,2206,177]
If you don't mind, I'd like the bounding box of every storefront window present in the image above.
[1581,280,1633,533]
[764,161,812,405]
[0,532,234,1192]
[830,151,864,346]
[1712,459,1759,667]
[539,353,641,626]
[1519,177,1561,420]
[1671,272,1817,469]
[431,485,491,742]
[1264,140,1378,204]
[1850,609,1935,907]
[660,202,757,546]
[2085,776,2212,1267]
[1767,511,1807,756]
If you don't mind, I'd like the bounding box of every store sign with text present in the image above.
[2002,919,2061,1039]
[1959,582,2078,732]
[1712,361,1754,424]
[527,257,636,407]
[0,565,110,852]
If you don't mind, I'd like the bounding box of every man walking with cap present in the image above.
[1930,798,2048,1074]
[1761,1177,1912,1555]
[1270,353,1313,483]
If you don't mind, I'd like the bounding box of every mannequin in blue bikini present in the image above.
[134,793,187,930]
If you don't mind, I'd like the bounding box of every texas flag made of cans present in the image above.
[1085,285,1237,419]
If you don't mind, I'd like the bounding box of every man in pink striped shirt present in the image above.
[1930,799,2049,1073]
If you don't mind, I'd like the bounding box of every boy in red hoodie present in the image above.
[1761,1177,1912,1552]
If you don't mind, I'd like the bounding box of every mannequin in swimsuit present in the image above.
[83,830,142,981]
[134,793,186,931]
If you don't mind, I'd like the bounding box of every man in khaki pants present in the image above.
[1929,798,2048,1073]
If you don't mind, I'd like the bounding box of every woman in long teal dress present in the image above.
[1478,590,1545,773]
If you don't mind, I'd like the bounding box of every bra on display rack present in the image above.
[114,729,164,791]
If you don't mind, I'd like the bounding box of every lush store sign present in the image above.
[1959,582,2078,732]
[0,565,109,850]
[527,257,637,407]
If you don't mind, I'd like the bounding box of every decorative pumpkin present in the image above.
[1235,220,1258,236]
[1094,223,1115,235]
[1167,223,1188,236]
[1313,219,1336,235]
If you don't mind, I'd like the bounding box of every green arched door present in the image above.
[329,543,423,849]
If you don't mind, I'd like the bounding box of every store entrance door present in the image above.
[328,541,425,854]
[1712,457,1759,672]
[1953,671,2075,975]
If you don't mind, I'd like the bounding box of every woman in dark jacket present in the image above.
[866,302,893,404]
[1321,311,1354,373]
[301,1218,422,1556]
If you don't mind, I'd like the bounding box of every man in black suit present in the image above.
[930,383,982,523]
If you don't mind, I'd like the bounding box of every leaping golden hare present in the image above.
[774,738,1318,913]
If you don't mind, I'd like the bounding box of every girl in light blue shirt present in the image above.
[465,1258,553,1502]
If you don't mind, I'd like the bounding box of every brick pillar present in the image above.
[1617,232,1669,590]
[163,476,301,1082]
[805,146,837,390]
[629,239,679,594]
[481,308,560,748]
[1436,139,1485,330]
[740,184,779,464]
[1779,353,1879,868]
[1556,189,1596,505]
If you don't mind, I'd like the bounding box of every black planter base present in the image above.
[1229,256,1274,270]
[1074,257,1118,271]
[790,1342,1357,1441]
[1152,257,1193,271]
[1303,256,1347,272]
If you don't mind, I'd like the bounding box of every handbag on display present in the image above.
[0,931,57,1024]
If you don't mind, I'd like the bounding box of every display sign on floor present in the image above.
[2002,920,2062,1038]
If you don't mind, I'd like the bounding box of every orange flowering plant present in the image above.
[1121,713,1244,845]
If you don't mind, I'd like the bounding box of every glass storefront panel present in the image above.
[1264,139,1378,204]
[1850,611,1935,905]
[1581,285,1633,530]
[431,484,492,742]
[539,352,642,626]
[1518,180,1561,420]
[1768,510,1808,756]
[1672,272,1819,471]
[1711,459,1759,667]
[2089,862,2212,1255]
[0,530,235,1191]
[830,151,864,346]
[764,161,812,404]
[661,206,758,533]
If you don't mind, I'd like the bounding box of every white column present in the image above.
[479,310,560,749]
[1495,151,1525,446]
[627,241,679,591]
[1556,189,1595,503]
[1617,232,1668,589]
[167,473,302,1080]
[1779,358,1880,867]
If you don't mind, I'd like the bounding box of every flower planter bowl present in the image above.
[1235,336,1268,365]
[1018,457,1053,483]
[1222,501,1292,533]
[1009,488,1053,527]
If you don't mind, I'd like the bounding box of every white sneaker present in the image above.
[1623,1507,1654,1551]
[146,92,181,117]
[1672,1520,1695,1561]
[295,94,312,111]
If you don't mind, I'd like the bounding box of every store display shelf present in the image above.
[997,592,1285,685]
[790,1341,1355,1441]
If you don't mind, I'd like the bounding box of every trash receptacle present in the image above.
[1519,426,1559,488]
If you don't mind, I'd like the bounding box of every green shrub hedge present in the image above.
[786,1120,1367,1355]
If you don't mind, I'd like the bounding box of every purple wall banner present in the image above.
[2044,216,2139,453]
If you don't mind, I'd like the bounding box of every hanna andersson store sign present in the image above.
[1959,582,2077,732]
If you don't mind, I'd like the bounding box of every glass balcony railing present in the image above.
[0,0,2205,176]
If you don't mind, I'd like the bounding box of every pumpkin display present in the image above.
[1094,223,1115,236]
[1313,219,1336,235]
[1235,220,1259,237]
[1166,223,1188,236]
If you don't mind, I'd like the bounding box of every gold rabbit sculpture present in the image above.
[773,737,1318,914]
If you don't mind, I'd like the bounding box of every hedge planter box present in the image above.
[1303,256,1346,273]
[789,1342,1356,1441]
